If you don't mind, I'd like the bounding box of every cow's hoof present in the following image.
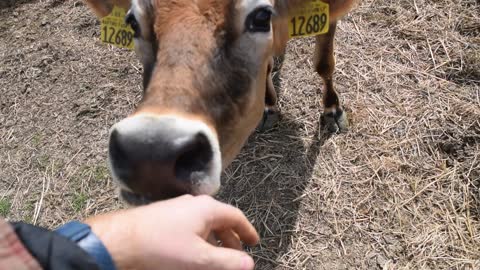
[322,109,349,133]
[258,107,280,131]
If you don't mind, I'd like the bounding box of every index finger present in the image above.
[200,196,259,246]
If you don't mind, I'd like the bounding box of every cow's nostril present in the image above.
[107,115,221,200]
[109,129,132,181]
[175,133,213,181]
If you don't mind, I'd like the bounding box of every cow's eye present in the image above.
[125,12,140,37]
[246,6,274,33]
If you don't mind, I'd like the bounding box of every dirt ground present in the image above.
[1,0,479,269]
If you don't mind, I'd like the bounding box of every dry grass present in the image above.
[0,0,479,269]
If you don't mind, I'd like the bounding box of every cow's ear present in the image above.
[274,0,358,21]
[272,0,358,55]
[83,0,131,18]
[271,0,293,55]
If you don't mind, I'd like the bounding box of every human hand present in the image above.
[85,195,259,270]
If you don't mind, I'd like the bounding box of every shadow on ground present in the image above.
[218,60,331,269]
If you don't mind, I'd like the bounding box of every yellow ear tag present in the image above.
[100,6,135,50]
[288,0,329,38]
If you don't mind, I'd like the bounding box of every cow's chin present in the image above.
[119,189,154,206]
[119,189,189,206]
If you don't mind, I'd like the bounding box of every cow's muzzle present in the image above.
[108,114,221,204]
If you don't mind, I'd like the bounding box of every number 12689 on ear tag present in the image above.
[100,6,135,50]
[289,1,329,38]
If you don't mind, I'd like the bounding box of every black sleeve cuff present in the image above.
[10,222,100,270]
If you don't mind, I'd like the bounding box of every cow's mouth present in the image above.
[119,188,192,205]
[120,189,153,205]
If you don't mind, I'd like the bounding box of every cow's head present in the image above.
[84,0,355,204]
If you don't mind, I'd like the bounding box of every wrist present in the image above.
[85,214,139,270]
[55,221,117,270]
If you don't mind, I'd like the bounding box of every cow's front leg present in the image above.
[314,21,348,133]
[258,57,281,131]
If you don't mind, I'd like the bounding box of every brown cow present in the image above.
[83,0,357,204]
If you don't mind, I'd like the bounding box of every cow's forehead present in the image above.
[132,0,274,16]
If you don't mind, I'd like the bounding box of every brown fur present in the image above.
[135,0,267,165]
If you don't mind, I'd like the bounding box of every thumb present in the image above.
[201,244,255,270]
